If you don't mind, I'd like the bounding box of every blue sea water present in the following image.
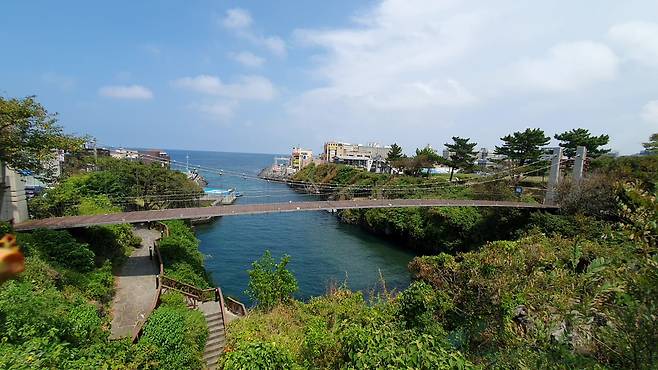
[167,150,415,304]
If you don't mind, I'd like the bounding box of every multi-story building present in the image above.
[291,147,313,171]
[322,141,391,172]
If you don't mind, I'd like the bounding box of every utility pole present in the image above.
[572,146,587,183]
[545,147,562,206]
[92,137,98,163]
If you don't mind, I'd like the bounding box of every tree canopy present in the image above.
[494,128,550,166]
[554,128,610,158]
[414,146,442,164]
[386,143,404,163]
[245,250,298,311]
[444,136,477,181]
[0,96,82,176]
[643,133,658,154]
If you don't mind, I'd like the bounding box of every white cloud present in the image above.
[220,8,286,57]
[98,85,153,99]
[511,41,619,92]
[260,36,286,57]
[641,100,658,125]
[189,100,238,121]
[609,21,658,67]
[229,51,265,68]
[172,74,276,100]
[222,8,252,30]
[293,0,483,112]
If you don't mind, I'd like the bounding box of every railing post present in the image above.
[572,146,587,184]
[545,147,562,206]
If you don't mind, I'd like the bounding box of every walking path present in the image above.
[110,227,161,339]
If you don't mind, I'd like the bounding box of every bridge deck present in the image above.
[14,199,557,231]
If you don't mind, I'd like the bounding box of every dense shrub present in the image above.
[138,292,208,370]
[408,230,658,368]
[223,341,299,370]
[28,157,203,218]
[557,173,619,218]
[397,281,441,329]
[159,220,210,288]
[0,280,103,346]
[246,250,299,311]
[225,289,473,369]
[28,229,95,271]
[0,223,151,367]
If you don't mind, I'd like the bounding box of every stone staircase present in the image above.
[200,302,226,369]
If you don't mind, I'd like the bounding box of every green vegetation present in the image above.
[444,136,478,181]
[158,220,211,288]
[0,201,210,369]
[223,289,474,369]
[0,96,82,178]
[295,163,536,253]
[494,127,551,166]
[386,142,404,162]
[137,292,208,370]
[0,222,150,368]
[643,133,658,154]
[228,154,657,368]
[246,250,299,311]
[554,128,610,158]
[29,157,203,218]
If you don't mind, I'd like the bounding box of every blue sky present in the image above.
[2,1,658,155]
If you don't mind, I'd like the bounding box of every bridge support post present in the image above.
[0,163,29,225]
[572,146,587,183]
[545,147,563,206]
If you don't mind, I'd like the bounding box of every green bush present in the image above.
[28,229,95,272]
[61,261,114,303]
[138,292,208,370]
[159,220,210,288]
[223,341,300,370]
[397,281,440,329]
[246,250,299,311]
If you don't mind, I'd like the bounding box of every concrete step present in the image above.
[206,334,226,347]
[204,342,224,356]
[208,325,225,336]
[204,352,221,363]
[206,316,223,326]
[205,314,222,320]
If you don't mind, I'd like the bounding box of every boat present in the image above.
[184,153,208,187]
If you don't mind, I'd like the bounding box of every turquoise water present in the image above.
[168,150,415,303]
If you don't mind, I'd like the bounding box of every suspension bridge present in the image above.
[5,145,586,232]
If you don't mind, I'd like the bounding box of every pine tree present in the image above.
[554,128,610,158]
[494,128,550,166]
[444,137,477,181]
[386,143,403,162]
[643,133,658,154]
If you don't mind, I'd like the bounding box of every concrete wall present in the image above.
[0,163,29,224]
